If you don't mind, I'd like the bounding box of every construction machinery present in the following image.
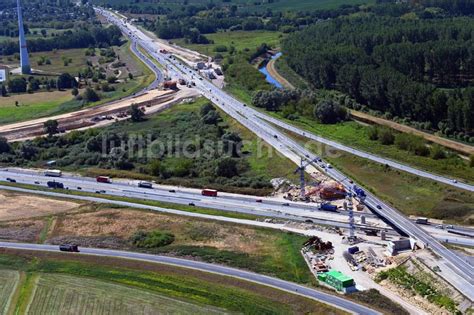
[294,157,319,199]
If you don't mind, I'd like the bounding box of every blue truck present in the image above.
[353,185,366,199]
[320,203,338,212]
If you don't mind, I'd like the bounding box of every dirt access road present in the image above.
[351,110,474,156]
[0,87,198,142]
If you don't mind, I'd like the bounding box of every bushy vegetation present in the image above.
[350,289,409,315]
[252,89,348,124]
[130,230,175,248]
[0,101,277,194]
[376,265,459,314]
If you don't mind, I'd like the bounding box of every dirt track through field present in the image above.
[267,57,294,89]
[350,110,474,156]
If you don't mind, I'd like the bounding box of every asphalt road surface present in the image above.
[0,241,381,315]
[3,168,473,248]
[95,8,474,300]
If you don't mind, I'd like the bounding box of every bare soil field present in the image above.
[0,191,79,221]
[0,220,45,242]
[50,208,278,255]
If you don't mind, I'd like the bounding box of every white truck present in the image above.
[44,170,62,177]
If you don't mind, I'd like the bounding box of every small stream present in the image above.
[259,52,283,89]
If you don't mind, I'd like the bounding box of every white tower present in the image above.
[17,0,31,74]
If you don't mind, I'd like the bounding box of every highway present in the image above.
[95,7,474,300]
[0,169,391,231]
[4,168,474,248]
[0,241,380,315]
[258,115,474,192]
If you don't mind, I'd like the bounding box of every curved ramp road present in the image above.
[0,242,380,315]
[96,7,473,300]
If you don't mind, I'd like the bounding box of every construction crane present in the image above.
[294,157,319,199]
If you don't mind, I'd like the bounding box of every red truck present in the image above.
[96,176,111,183]
[201,189,218,197]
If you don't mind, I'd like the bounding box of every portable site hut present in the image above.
[324,270,354,292]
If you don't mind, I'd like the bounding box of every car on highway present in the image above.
[282,203,290,206]
[77,187,82,190]
[376,205,382,210]
[256,199,263,203]
[188,202,195,206]
[168,189,176,193]
[34,181,40,184]
[6,177,15,182]
[273,135,278,139]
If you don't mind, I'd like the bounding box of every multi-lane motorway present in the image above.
[3,168,473,248]
[95,7,474,300]
[0,241,380,315]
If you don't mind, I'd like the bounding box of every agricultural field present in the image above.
[0,90,73,124]
[0,269,19,314]
[0,250,343,315]
[27,273,225,314]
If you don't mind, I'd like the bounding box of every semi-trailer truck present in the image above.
[201,189,218,197]
[96,176,111,183]
[44,170,62,177]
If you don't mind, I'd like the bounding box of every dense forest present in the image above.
[283,14,474,138]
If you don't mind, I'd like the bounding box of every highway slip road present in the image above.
[0,241,381,315]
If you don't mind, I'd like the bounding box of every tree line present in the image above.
[283,16,474,138]
[1,25,122,55]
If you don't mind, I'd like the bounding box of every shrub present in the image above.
[130,230,175,248]
[430,144,446,160]
[368,126,379,141]
[313,99,348,124]
[378,128,395,145]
